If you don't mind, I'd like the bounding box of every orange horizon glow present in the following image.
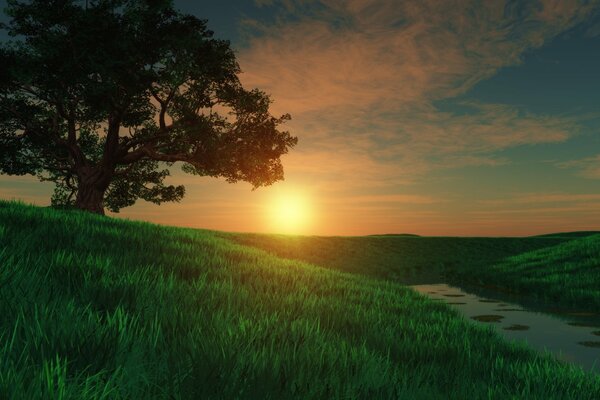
[4,175,600,237]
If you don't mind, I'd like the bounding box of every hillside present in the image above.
[227,232,572,283]
[0,201,598,399]
[228,231,600,310]
[460,233,600,309]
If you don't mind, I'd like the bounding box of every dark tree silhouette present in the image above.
[0,0,297,214]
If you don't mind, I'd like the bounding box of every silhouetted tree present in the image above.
[0,0,297,214]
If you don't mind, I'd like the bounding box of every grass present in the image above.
[1,201,600,399]
[459,234,600,311]
[227,232,600,311]
[225,232,570,283]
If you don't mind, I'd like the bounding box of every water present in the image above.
[411,283,600,373]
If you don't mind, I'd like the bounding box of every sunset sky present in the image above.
[2,0,600,236]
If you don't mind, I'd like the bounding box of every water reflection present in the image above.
[411,283,600,373]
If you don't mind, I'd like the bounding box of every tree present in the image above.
[0,0,297,214]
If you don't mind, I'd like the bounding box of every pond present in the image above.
[411,283,600,373]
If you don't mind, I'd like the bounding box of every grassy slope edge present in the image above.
[228,232,600,310]
[0,201,599,399]
[460,234,600,310]
[226,233,573,282]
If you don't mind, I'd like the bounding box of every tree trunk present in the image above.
[74,176,108,215]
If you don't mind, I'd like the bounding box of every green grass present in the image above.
[226,231,600,311]
[1,201,600,399]
[460,234,600,310]
[225,232,572,283]
[533,231,600,238]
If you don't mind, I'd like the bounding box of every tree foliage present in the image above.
[0,0,297,213]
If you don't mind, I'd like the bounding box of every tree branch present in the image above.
[120,145,188,165]
[119,129,171,156]
[150,87,176,131]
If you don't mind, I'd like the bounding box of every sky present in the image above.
[1,0,600,236]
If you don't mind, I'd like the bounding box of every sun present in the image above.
[267,190,312,234]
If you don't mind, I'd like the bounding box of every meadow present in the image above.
[228,232,600,311]
[1,201,599,399]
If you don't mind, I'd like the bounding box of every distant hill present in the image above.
[532,231,600,238]
[368,233,421,237]
[457,232,600,312]
[368,232,600,239]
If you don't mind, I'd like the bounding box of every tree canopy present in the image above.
[0,0,297,214]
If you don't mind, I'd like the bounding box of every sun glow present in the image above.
[267,190,313,234]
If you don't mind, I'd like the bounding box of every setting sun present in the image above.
[267,190,312,234]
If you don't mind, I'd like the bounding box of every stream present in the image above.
[411,283,600,373]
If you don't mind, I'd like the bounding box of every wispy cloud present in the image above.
[558,155,600,178]
[320,193,441,205]
[239,0,596,188]
[480,192,600,206]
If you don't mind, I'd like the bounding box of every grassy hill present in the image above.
[226,232,571,283]
[227,231,600,311]
[1,201,599,399]
[461,233,600,309]
[533,231,600,238]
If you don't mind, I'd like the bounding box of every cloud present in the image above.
[264,99,580,193]
[452,191,600,236]
[238,0,597,189]
[557,155,600,178]
[479,192,600,206]
[242,0,597,110]
[455,190,600,234]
